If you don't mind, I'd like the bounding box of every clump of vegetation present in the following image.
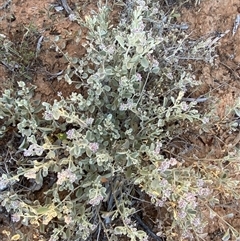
[0,0,240,241]
[0,24,39,83]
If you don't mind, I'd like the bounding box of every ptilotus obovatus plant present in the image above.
[0,0,232,241]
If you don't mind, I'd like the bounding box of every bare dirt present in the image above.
[0,0,240,240]
[180,1,240,240]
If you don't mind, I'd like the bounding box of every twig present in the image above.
[182,97,209,103]
[46,70,64,80]
[207,29,230,48]
[60,0,73,15]
[219,62,240,80]
[233,14,240,36]
[132,214,165,241]
[36,35,44,57]
[38,69,64,80]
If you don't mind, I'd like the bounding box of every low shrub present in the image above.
[1,0,239,241]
